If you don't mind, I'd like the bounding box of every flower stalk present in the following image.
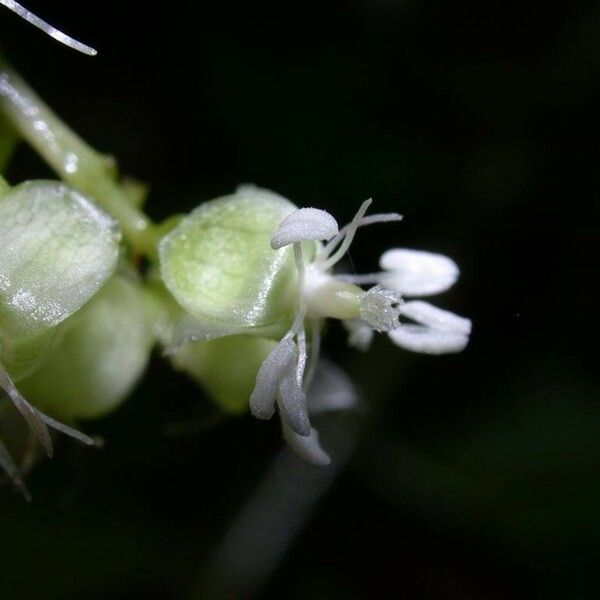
[0,63,160,258]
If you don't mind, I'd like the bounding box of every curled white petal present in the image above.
[278,361,311,436]
[281,419,331,466]
[388,300,471,354]
[388,326,469,354]
[379,249,459,296]
[249,337,296,421]
[400,300,471,335]
[271,208,339,249]
[307,358,359,415]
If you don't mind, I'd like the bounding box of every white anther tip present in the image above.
[271,208,339,249]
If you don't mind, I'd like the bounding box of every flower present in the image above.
[249,199,471,464]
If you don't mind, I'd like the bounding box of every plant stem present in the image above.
[0,173,9,195]
[0,63,159,258]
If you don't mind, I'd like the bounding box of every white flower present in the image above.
[249,199,471,464]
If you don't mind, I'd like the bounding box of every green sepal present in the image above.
[0,180,121,338]
[170,335,277,415]
[159,185,312,330]
[0,328,56,382]
[18,273,155,420]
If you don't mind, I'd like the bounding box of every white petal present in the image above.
[379,249,459,296]
[281,419,331,466]
[249,337,296,420]
[400,301,471,335]
[388,300,471,354]
[388,325,469,354]
[277,361,311,436]
[307,358,359,415]
[271,208,339,249]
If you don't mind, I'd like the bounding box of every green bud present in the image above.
[0,181,121,339]
[159,186,313,330]
[19,273,155,420]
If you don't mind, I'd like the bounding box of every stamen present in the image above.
[0,436,31,501]
[319,199,372,269]
[1,0,97,56]
[278,360,310,436]
[36,411,99,447]
[319,204,402,268]
[249,337,296,420]
[293,243,305,287]
[0,361,53,456]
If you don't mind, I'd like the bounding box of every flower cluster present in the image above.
[0,19,472,496]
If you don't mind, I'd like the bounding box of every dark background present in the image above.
[1,1,598,598]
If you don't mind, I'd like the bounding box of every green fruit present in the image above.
[159,185,313,330]
[0,180,121,339]
[19,273,154,420]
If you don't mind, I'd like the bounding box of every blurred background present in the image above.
[1,1,598,598]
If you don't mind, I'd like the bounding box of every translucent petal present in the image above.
[307,358,359,415]
[343,319,374,352]
[379,249,459,296]
[160,186,307,328]
[0,181,120,338]
[281,419,331,466]
[169,312,284,349]
[271,208,338,249]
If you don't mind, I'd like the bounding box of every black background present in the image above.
[0,1,598,598]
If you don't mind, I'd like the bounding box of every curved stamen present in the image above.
[0,0,97,56]
[319,203,402,270]
[0,436,30,500]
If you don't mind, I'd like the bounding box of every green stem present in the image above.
[0,173,9,195]
[0,63,159,258]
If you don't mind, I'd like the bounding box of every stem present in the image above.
[0,62,159,258]
[0,173,9,195]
